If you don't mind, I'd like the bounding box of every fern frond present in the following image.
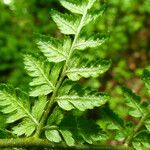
[35,34,71,63]
[59,130,75,146]
[32,96,47,120]
[66,59,111,81]
[99,106,126,141]
[56,95,108,111]
[13,96,47,136]
[12,119,35,137]
[132,131,150,150]
[45,129,62,143]
[0,85,38,125]
[122,87,148,118]
[45,114,107,146]
[87,0,96,10]
[84,5,106,25]
[60,0,86,14]
[24,54,61,97]
[141,70,150,132]
[47,107,64,126]
[145,119,150,132]
[74,34,108,50]
[51,10,80,35]
[142,69,150,96]
[56,85,109,111]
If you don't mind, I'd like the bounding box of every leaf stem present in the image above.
[34,74,64,137]
[124,109,150,147]
[34,1,93,138]
[10,94,39,126]
[0,137,128,149]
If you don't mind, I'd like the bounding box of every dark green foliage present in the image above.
[0,0,149,150]
[0,0,110,148]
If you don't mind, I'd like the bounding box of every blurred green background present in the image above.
[0,0,150,139]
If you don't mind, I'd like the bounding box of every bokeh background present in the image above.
[0,0,150,144]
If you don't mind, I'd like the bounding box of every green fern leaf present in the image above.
[84,5,106,25]
[87,0,96,9]
[45,114,107,146]
[122,87,148,118]
[56,91,108,111]
[60,0,86,14]
[56,83,109,111]
[47,107,64,126]
[145,119,150,132]
[13,96,47,136]
[12,119,35,137]
[0,85,38,125]
[98,106,126,141]
[59,115,108,144]
[142,69,150,96]
[76,121,107,144]
[66,59,111,81]
[31,96,47,120]
[74,34,108,50]
[59,130,75,146]
[46,108,72,146]
[45,130,62,143]
[35,34,71,63]
[51,10,80,35]
[24,54,59,97]
[45,129,75,146]
[132,131,150,150]
[45,107,74,145]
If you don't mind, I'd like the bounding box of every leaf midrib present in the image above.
[30,57,55,91]
[56,95,107,101]
[65,67,101,73]
[61,1,84,14]
[55,14,77,34]
[5,91,39,125]
[74,40,103,49]
[39,41,67,59]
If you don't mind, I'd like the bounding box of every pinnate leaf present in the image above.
[145,119,150,132]
[0,85,36,124]
[59,130,75,146]
[47,107,64,126]
[74,34,108,50]
[56,87,109,111]
[13,96,47,136]
[45,130,62,143]
[59,115,108,144]
[31,96,47,120]
[51,10,80,35]
[142,69,150,96]
[24,54,59,97]
[35,34,71,63]
[60,0,86,14]
[98,106,126,141]
[84,5,106,25]
[66,59,111,81]
[132,131,150,150]
[13,119,35,137]
[122,87,148,118]
[46,114,107,146]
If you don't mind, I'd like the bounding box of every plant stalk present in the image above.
[0,137,128,149]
